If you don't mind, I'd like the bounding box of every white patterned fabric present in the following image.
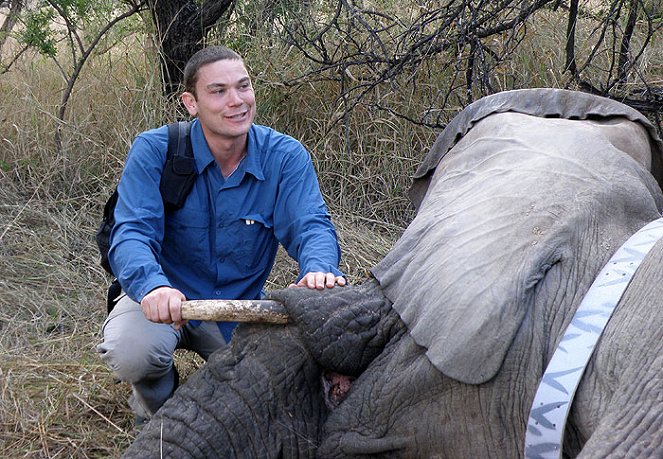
[524,217,663,459]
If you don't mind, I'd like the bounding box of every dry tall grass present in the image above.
[0,6,660,457]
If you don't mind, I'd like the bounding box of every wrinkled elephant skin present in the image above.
[124,89,663,458]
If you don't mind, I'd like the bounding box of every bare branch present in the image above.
[54,1,147,149]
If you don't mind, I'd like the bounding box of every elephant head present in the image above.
[124,89,663,458]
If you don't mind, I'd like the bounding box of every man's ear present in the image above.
[181,92,198,116]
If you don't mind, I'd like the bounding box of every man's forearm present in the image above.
[109,239,171,302]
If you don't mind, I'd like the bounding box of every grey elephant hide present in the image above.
[372,89,663,385]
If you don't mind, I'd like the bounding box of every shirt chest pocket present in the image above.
[164,207,210,266]
[224,213,275,271]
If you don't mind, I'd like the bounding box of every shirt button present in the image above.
[215,290,221,296]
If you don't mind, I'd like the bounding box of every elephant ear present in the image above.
[372,95,663,385]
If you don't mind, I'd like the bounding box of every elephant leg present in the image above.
[123,324,327,458]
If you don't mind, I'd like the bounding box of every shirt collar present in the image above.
[189,119,265,181]
[244,125,265,181]
[189,119,216,173]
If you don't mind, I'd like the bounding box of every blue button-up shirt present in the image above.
[109,120,343,339]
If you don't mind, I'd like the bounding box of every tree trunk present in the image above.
[0,0,24,59]
[147,0,235,97]
[617,0,638,86]
[564,0,578,77]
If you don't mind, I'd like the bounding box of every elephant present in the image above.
[123,89,663,458]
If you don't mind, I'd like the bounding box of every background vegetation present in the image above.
[1,0,661,456]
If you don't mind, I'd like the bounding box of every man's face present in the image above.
[182,59,256,141]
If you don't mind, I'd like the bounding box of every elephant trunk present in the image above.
[123,324,326,458]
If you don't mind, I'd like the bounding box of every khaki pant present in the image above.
[96,294,227,418]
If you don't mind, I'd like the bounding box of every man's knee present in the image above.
[98,331,176,383]
[97,301,179,383]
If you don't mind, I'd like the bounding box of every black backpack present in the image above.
[96,121,197,312]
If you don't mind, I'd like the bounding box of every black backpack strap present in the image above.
[160,120,197,211]
[95,187,119,276]
[106,279,122,314]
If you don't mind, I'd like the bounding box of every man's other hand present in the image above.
[290,272,347,290]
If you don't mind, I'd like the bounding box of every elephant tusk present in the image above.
[180,299,289,324]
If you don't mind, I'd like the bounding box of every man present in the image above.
[96,46,345,425]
